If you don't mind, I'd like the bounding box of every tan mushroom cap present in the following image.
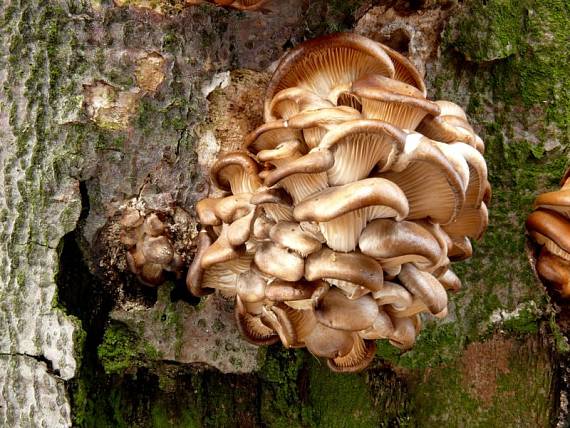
[417,110,480,151]
[447,235,473,261]
[261,305,298,348]
[378,134,465,225]
[372,281,414,310]
[381,43,426,96]
[449,142,489,207]
[196,198,223,226]
[262,148,334,188]
[139,263,164,287]
[527,210,570,260]
[264,32,395,119]
[536,248,570,298]
[254,241,305,281]
[327,336,377,373]
[244,124,305,155]
[359,219,443,271]
[264,279,319,302]
[186,230,215,296]
[303,323,355,359]
[120,207,144,228]
[236,267,267,303]
[294,177,409,222]
[359,310,395,340]
[438,269,462,291]
[398,263,448,315]
[210,152,261,193]
[269,87,334,120]
[443,203,488,240]
[211,193,254,224]
[227,208,256,247]
[201,253,253,297]
[235,296,279,345]
[141,235,174,265]
[388,316,418,350]
[269,221,322,256]
[201,225,245,269]
[305,248,384,293]
[142,213,167,237]
[314,288,379,331]
[318,119,407,185]
[534,189,570,218]
[252,214,275,240]
[351,74,440,130]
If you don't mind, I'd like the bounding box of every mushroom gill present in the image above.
[190,33,490,372]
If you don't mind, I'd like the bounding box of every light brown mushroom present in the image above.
[254,241,305,281]
[269,221,322,256]
[526,210,570,261]
[534,189,570,219]
[327,336,376,373]
[398,263,448,315]
[314,288,379,331]
[303,323,355,359]
[210,152,261,193]
[186,230,215,296]
[235,296,279,345]
[536,247,570,297]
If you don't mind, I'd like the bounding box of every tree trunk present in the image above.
[0,0,568,426]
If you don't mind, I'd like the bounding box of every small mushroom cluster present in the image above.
[526,168,570,297]
[119,206,189,286]
[189,33,490,372]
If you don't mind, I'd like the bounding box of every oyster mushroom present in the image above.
[527,210,570,261]
[210,152,261,194]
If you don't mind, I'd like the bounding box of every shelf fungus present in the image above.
[526,168,570,297]
[190,33,490,372]
[119,206,192,286]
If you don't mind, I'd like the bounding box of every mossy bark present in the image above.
[1,0,568,427]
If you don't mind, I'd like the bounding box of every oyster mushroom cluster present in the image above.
[188,33,490,372]
[119,206,191,286]
[527,168,570,297]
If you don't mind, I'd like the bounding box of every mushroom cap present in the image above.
[142,235,174,265]
[438,269,462,291]
[527,209,570,260]
[443,203,488,240]
[263,148,334,188]
[254,241,305,281]
[212,193,254,224]
[196,198,223,226]
[261,305,298,348]
[327,336,377,373]
[359,219,442,270]
[244,123,305,155]
[303,322,355,359]
[381,43,426,96]
[265,279,319,302]
[447,235,473,261]
[388,316,417,350]
[305,248,384,292]
[264,32,395,119]
[250,187,293,207]
[235,296,279,345]
[139,263,164,287]
[285,106,362,130]
[318,119,407,185]
[236,268,267,303]
[227,208,256,247]
[371,281,414,310]
[269,86,334,120]
[143,213,166,237]
[120,207,143,228]
[398,263,448,315]
[294,177,409,223]
[186,230,215,297]
[269,221,322,256]
[210,152,261,193]
[534,189,570,219]
[536,248,570,298]
[201,225,245,269]
[359,310,395,340]
[378,134,465,225]
[314,288,379,331]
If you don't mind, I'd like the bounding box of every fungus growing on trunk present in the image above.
[190,33,490,372]
[527,170,570,297]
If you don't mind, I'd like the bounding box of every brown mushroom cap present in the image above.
[438,269,462,291]
[371,281,413,310]
[305,248,384,292]
[235,296,279,345]
[534,189,570,218]
[527,210,570,260]
[196,198,223,226]
[351,74,439,130]
[378,134,465,225]
[398,263,448,315]
[139,263,165,287]
[141,235,174,265]
[212,193,254,224]
[314,288,379,331]
[186,230,215,297]
[443,203,488,240]
[359,310,395,340]
[269,221,322,256]
[359,219,442,270]
[327,336,376,373]
[264,32,395,119]
[201,225,245,269]
[265,279,319,302]
[536,248,570,298]
[210,152,261,193]
[303,323,355,358]
[381,43,426,96]
[318,119,407,185]
[447,235,473,261]
[269,87,334,120]
[262,148,334,188]
[388,316,418,350]
[236,268,267,303]
[254,241,305,281]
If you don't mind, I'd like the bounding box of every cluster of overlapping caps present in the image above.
[527,168,570,298]
[187,33,491,372]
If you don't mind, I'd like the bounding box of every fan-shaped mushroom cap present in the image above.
[269,221,322,256]
[257,140,303,163]
[264,32,395,119]
[371,281,414,310]
[252,214,275,240]
[327,336,376,373]
[265,279,319,302]
[359,310,394,340]
[303,323,355,358]
[186,230,215,296]
[201,254,253,297]
[142,213,166,237]
[254,241,305,281]
[236,267,267,303]
[250,187,295,223]
[318,119,407,185]
[449,142,489,208]
[235,296,279,345]
[443,203,488,240]
[226,208,256,247]
[260,305,298,348]
[196,198,223,226]
[381,44,426,96]
[305,248,384,293]
[210,152,261,193]
[534,189,570,218]
[351,74,439,130]
[447,235,473,261]
[378,134,464,225]
[120,207,144,228]
[269,87,334,120]
[536,248,570,297]
[314,288,379,331]
[527,210,570,261]
[438,269,462,291]
[201,225,244,269]
[388,316,417,350]
[398,263,448,315]
[141,235,174,265]
[211,193,254,224]
[359,219,443,270]
[244,124,305,154]
[263,148,334,188]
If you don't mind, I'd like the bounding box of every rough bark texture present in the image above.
[0,0,568,427]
